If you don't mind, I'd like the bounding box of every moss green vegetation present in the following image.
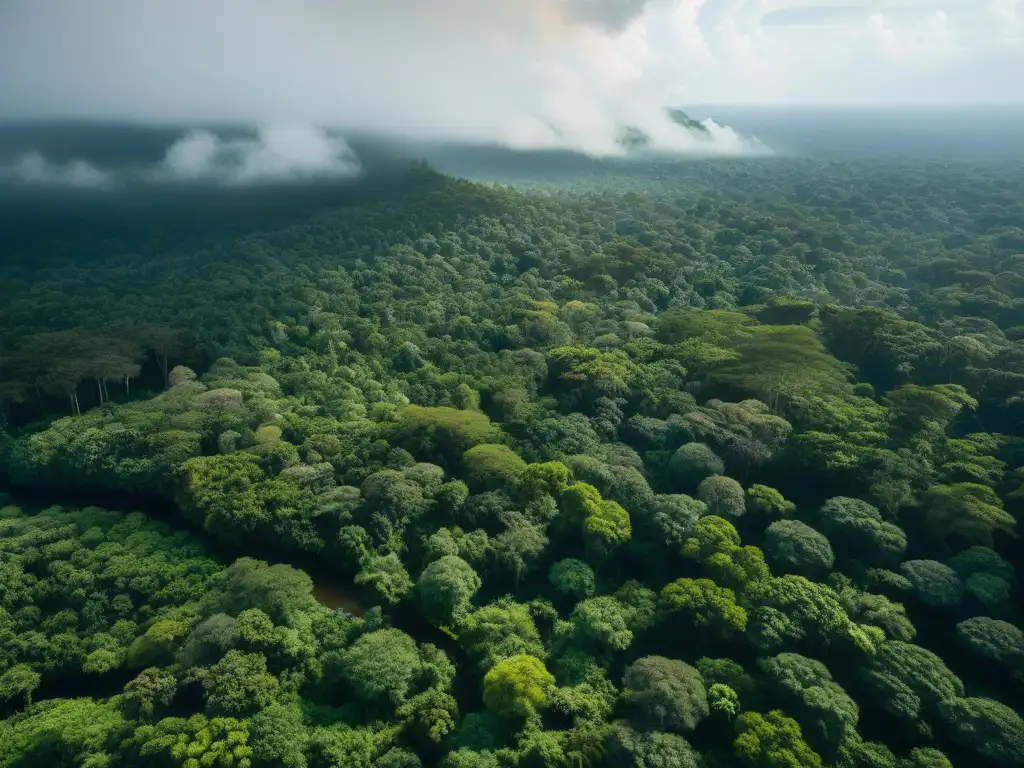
[1,155,1023,767]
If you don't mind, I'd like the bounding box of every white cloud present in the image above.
[157,125,362,184]
[0,151,113,188]
[0,0,1020,165]
[0,125,364,189]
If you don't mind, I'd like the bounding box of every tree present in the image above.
[642,494,706,550]
[757,653,858,757]
[0,698,128,768]
[120,667,178,720]
[491,522,548,586]
[622,656,709,734]
[900,561,963,608]
[249,701,308,768]
[660,578,748,637]
[919,483,1016,546]
[669,443,724,490]
[939,697,1024,766]
[744,575,869,654]
[946,545,1016,610]
[177,453,270,541]
[680,399,792,471]
[354,553,414,606]
[838,589,916,642]
[546,346,637,404]
[548,559,597,602]
[569,597,634,654]
[733,710,823,768]
[906,747,953,768]
[199,650,280,716]
[394,406,500,466]
[0,664,40,708]
[746,485,796,519]
[763,520,835,578]
[582,499,632,562]
[459,598,545,671]
[126,617,194,669]
[462,444,527,492]
[482,654,555,719]
[417,555,481,626]
[818,497,906,568]
[860,641,963,732]
[697,475,746,519]
[306,724,376,768]
[682,515,770,591]
[213,557,316,625]
[341,628,422,706]
[605,724,701,768]
[520,461,571,498]
[709,325,852,409]
[955,617,1024,671]
[397,688,460,745]
[179,614,239,669]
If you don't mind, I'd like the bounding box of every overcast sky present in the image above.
[1,1,1021,154]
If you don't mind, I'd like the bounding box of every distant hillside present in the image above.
[617,107,712,149]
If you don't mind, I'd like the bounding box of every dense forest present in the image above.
[1,148,1023,768]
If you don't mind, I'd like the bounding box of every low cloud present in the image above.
[156,125,362,185]
[0,124,364,189]
[0,152,114,188]
[0,116,769,190]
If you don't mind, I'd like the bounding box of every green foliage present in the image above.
[0,698,128,768]
[818,497,906,568]
[622,656,709,733]
[733,710,823,768]
[757,653,858,756]
[394,406,500,466]
[213,558,315,625]
[341,628,422,706]
[120,667,177,720]
[605,723,701,768]
[745,485,796,519]
[669,443,724,490]
[569,596,634,654]
[249,702,308,768]
[697,475,746,519]
[709,683,740,718]
[660,578,748,637]
[955,617,1024,671]
[354,553,414,606]
[860,641,963,730]
[899,561,963,608]
[3,148,1024,768]
[744,575,870,654]
[461,444,527,492]
[938,697,1024,766]
[198,650,279,716]
[482,654,555,719]
[548,559,596,602]
[417,555,481,627]
[919,482,1016,546]
[459,598,545,671]
[763,520,835,578]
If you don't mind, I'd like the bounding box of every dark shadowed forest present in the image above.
[1,123,1023,768]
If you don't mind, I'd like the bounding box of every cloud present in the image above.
[0,0,1020,164]
[0,125,363,189]
[157,125,362,185]
[0,152,114,188]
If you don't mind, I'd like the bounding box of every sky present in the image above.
[0,0,1021,169]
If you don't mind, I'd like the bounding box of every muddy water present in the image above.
[311,579,367,616]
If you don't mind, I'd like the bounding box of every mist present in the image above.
[0,0,766,159]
